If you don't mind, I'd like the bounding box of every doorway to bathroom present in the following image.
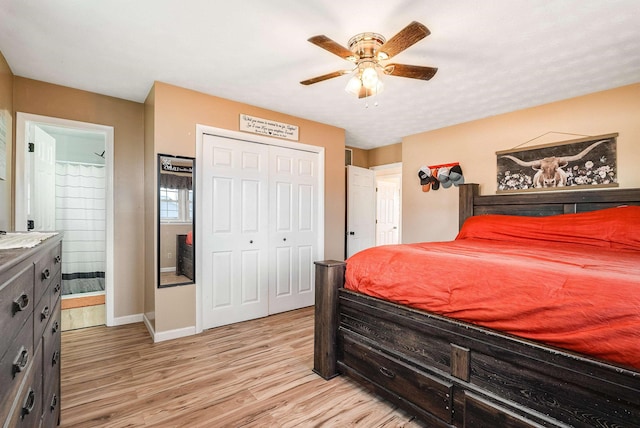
[15,113,114,330]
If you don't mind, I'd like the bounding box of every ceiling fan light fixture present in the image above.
[345,65,384,98]
[361,65,379,90]
[345,74,362,95]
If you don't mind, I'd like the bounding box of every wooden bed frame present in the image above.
[314,183,640,428]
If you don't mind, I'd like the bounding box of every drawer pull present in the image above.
[52,350,60,366]
[54,283,61,294]
[50,394,58,411]
[52,320,60,334]
[54,255,61,264]
[12,293,30,315]
[42,268,51,280]
[379,366,396,379]
[13,347,29,377]
[21,388,36,418]
[41,305,50,321]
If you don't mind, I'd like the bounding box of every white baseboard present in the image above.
[153,325,196,343]
[111,313,144,326]
[143,313,155,339]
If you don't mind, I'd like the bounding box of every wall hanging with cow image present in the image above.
[496,133,618,193]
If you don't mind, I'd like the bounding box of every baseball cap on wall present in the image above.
[449,165,465,186]
[437,167,452,188]
[430,169,440,190]
[418,166,431,184]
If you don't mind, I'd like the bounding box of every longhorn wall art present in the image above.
[496,133,618,193]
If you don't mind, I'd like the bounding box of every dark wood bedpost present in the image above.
[459,183,479,230]
[313,260,346,380]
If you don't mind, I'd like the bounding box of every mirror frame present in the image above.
[157,153,195,288]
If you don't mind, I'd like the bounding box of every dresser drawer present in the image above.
[50,274,62,309]
[341,333,453,424]
[42,378,61,428]
[34,281,53,344]
[43,300,61,396]
[34,243,62,305]
[3,344,43,428]
[0,262,34,359]
[0,314,34,422]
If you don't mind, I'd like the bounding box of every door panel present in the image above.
[346,165,376,258]
[240,250,260,303]
[268,146,318,314]
[376,178,400,245]
[241,179,261,232]
[202,135,270,329]
[211,251,232,308]
[298,185,313,231]
[33,125,56,231]
[275,246,292,296]
[275,181,292,231]
[298,245,313,293]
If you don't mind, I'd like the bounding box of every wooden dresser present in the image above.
[1,234,62,427]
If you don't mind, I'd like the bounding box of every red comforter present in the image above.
[345,206,640,370]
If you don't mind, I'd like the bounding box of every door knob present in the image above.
[349,231,355,235]
[283,238,287,242]
[249,240,253,244]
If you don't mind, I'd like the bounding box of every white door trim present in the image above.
[195,125,325,334]
[15,113,116,326]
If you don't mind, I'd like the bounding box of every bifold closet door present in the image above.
[268,146,318,314]
[201,134,270,329]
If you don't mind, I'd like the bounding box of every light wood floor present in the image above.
[159,271,192,287]
[60,306,426,427]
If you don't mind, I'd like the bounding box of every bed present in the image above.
[176,232,194,281]
[314,184,640,428]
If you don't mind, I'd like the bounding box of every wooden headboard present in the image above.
[459,183,640,229]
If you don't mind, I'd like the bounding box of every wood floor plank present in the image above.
[60,306,427,427]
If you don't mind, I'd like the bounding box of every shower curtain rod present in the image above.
[56,160,106,167]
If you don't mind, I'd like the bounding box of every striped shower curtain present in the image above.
[55,162,106,295]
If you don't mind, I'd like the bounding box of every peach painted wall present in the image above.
[13,77,146,320]
[347,146,369,168]
[149,82,346,333]
[368,142,402,167]
[402,83,640,244]
[0,52,13,231]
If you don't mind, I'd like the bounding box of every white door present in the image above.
[201,134,270,329]
[268,146,318,314]
[375,178,400,246]
[346,165,376,258]
[31,125,56,231]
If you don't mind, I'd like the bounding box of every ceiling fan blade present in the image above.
[308,35,357,61]
[300,70,350,85]
[378,21,430,59]
[385,64,438,80]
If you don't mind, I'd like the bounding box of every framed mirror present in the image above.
[158,154,195,288]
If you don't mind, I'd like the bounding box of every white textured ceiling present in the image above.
[1,0,639,149]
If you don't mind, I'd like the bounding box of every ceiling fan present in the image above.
[300,21,438,98]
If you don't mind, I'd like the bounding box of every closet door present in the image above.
[268,146,318,314]
[201,135,269,329]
